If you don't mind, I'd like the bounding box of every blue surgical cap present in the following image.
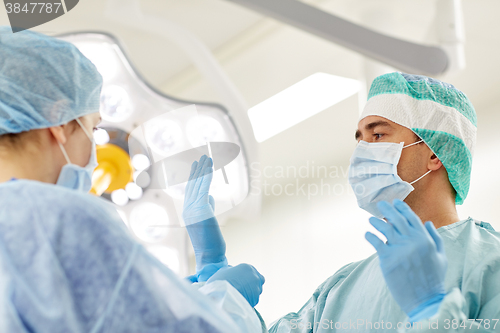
[0,26,103,135]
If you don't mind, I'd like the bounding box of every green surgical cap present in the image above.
[360,72,477,205]
[0,26,103,135]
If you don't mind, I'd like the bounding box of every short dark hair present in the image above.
[0,131,40,149]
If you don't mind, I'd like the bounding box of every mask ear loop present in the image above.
[57,141,72,164]
[57,118,93,165]
[403,140,424,149]
[402,139,431,185]
[409,170,432,185]
[75,117,94,142]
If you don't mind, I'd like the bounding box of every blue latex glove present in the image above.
[207,264,266,308]
[183,155,216,225]
[365,199,448,322]
[183,155,228,282]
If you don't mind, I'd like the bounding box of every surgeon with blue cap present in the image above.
[0,26,265,333]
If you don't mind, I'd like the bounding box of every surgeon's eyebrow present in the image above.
[354,120,392,140]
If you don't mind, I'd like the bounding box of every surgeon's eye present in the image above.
[373,133,384,140]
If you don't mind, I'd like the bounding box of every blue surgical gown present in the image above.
[0,180,262,333]
[269,218,500,332]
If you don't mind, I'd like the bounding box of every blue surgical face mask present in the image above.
[348,140,431,218]
[56,118,98,193]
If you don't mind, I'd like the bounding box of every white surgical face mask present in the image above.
[348,140,432,218]
[56,118,98,193]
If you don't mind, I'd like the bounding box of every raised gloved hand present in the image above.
[365,199,448,322]
[183,155,216,225]
[207,264,266,308]
[183,155,228,282]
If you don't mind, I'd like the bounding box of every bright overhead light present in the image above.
[131,154,151,171]
[94,128,110,145]
[186,115,225,147]
[100,85,134,122]
[248,73,360,142]
[111,189,129,206]
[58,32,251,229]
[126,182,143,200]
[145,119,183,155]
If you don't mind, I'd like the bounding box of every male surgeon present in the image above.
[267,73,500,332]
[187,72,500,332]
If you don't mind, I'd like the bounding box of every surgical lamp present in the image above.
[56,32,252,276]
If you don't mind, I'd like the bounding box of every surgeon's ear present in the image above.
[48,120,78,145]
[428,154,443,171]
[48,125,67,145]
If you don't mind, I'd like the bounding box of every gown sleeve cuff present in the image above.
[408,293,446,322]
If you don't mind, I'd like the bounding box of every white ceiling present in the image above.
[2,0,498,106]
